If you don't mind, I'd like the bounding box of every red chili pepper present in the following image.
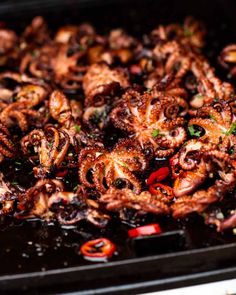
[149,183,174,200]
[80,238,116,261]
[56,169,68,178]
[147,167,170,185]
[128,224,162,238]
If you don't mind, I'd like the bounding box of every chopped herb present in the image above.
[184,29,193,37]
[87,38,94,46]
[195,48,202,54]
[121,162,129,169]
[146,88,152,93]
[73,184,80,191]
[209,114,216,121]
[15,161,21,165]
[201,212,207,219]
[223,123,236,135]
[31,50,38,57]
[28,170,34,175]
[79,44,85,51]
[196,94,203,99]
[92,111,102,124]
[88,133,96,139]
[151,129,159,137]
[94,110,100,119]
[112,179,120,186]
[74,124,81,133]
[48,142,53,148]
[229,147,234,155]
[11,181,18,185]
[188,125,201,137]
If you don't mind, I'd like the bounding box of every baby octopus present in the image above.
[49,190,110,227]
[0,123,17,162]
[111,89,186,158]
[172,149,236,218]
[78,139,147,193]
[21,126,70,178]
[0,83,49,131]
[83,63,130,106]
[100,187,170,220]
[188,99,236,145]
[49,90,102,149]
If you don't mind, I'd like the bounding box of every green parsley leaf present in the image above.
[152,129,159,137]
[121,162,129,169]
[188,125,201,137]
[209,114,216,121]
[184,29,194,37]
[223,123,236,135]
[73,184,80,191]
[74,124,81,133]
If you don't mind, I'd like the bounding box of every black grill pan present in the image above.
[1,0,236,293]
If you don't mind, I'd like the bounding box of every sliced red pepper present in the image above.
[56,169,68,178]
[149,183,174,200]
[80,238,116,261]
[147,167,170,185]
[128,223,162,238]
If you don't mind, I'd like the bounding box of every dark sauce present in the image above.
[1,150,236,277]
